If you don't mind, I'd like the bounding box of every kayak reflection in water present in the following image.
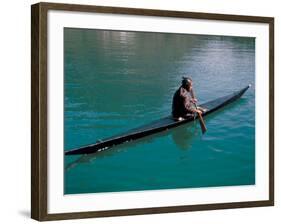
[171,125,198,150]
[172,77,206,121]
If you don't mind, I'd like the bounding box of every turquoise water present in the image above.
[64,28,255,194]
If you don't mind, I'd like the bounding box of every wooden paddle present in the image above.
[190,88,207,134]
[194,103,207,134]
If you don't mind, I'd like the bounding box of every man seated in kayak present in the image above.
[172,77,206,121]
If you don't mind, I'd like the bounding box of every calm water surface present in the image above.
[64,28,255,194]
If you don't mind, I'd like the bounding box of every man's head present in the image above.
[182,77,192,91]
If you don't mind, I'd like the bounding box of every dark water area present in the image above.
[64,28,255,194]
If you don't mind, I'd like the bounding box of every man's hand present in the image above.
[192,109,202,114]
[191,98,198,103]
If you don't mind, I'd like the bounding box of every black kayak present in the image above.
[65,85,250,156]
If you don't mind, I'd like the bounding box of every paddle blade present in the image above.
[198,113,207,134]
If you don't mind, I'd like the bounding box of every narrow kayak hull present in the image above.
[65,85,250,155]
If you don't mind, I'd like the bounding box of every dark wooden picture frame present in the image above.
[31,2,274,221]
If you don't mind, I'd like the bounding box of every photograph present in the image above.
[63,28,255,195]
[31,2,274,220]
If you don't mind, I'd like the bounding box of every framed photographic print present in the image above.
[31,2,274,221]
